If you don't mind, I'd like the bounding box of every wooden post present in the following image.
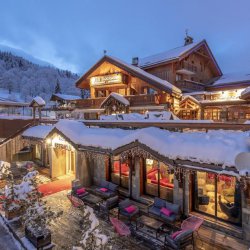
[38,107,42,121]
[33,107,36,120]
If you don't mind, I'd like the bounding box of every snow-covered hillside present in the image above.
[0,50,80,102]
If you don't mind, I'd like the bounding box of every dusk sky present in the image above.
[1,0,250,74]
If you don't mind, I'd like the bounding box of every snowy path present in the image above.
[0,223,20,250]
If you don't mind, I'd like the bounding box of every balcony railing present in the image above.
[175,80,205,91]
[75,94,169,109]
[75,97,106,109]
[177,61,197,73]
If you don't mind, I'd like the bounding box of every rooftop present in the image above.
[22,120,250,170]
[138,41,201,68]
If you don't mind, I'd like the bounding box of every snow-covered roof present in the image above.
[22,120,250,169]
[139,42,200,68]
[100,111,179,121]
[109,56,181,94]
[212,73,250,86]
[51,93,81,101]
[30,96,46,106]
[101,92,130,107]
[22,125,53,139]
[181,95,200,105]
[0,99,29,107]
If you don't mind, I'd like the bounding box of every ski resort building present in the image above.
[65,36,250,122]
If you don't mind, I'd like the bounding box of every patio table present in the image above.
[81,193,103,210]
[136,215,168,239]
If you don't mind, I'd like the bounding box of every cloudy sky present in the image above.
[1,0,250,74]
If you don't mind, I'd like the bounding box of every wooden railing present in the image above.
[175,80,205,91]
[126,94,159,106]
[75,94,167,108]
[75,97,105,109]
[177,61,198,73]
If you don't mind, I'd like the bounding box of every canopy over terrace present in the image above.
[22,119,250,175]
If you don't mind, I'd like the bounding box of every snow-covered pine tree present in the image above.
[54,79,62,94]
[74,206,109,250]
[22,171,62,237]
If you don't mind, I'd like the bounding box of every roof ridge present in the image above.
[140,40,203,61]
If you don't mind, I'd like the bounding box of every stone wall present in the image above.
[76,152,106,187]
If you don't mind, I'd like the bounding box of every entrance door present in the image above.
[52,148,66,178]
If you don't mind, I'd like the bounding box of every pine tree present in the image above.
[54,79,62,94]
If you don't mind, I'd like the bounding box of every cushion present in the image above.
[100,188,108,192]
[124,205,136,213]
[206,184,215,192]
[161,207,173,217]
[119,199,131,209]
[147,170,158,179]
[161,213,176,222]
[148,206,161,216]
[171,230,184,239]
[76,187,86,195]
[165,201,179,215]
[154,197,165,208]
[100,180,109,189]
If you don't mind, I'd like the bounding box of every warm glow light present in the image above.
[90,73,123,86]
[146,159,154,165]
[46,138,52,144]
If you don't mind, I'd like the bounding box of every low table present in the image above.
[136,215,167,239]
[81,193,103,210]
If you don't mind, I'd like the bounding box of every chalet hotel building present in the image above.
[54,36,250,122]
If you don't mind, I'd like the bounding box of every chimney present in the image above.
[184,35,194,46]
[132,57,139,66]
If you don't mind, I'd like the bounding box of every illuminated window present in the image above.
[194,171,241,225]
[145,159,174,202]
[111,156,129,189]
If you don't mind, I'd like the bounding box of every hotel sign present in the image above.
[54,142,71,151]
[90,73,125,86]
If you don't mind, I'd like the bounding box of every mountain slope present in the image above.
[0,51,80,102]
[0,44,53,67]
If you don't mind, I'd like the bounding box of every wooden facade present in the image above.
[49,36,250,122]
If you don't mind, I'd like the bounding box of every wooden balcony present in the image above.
[175,80,205,92]
[75,94,169,109]
[75,97,106,109]
[176,61,197,75]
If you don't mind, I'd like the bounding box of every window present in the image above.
[111,156,129,189]
[95,90,106,97]
[194,171,241,225]
[145,159,174,202]
[118,88,126,95]
[35,144,42,160]
[176,74,182,81]
[148,88,156,94]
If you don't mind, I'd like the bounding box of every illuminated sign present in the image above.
[90,73,125,86]
[54,143,71,151]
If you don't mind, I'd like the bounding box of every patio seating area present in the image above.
[69,182,198,249]
[67,181,249,250]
